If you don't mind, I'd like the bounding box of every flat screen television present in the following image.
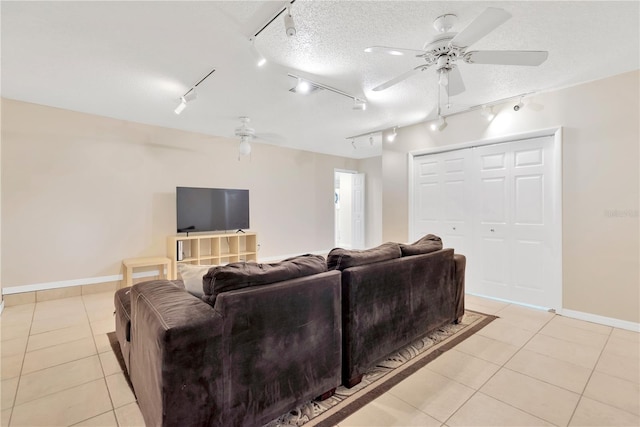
[176,187,249,233]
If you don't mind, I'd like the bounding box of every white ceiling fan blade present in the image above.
[372,66,426,91]
[450,7,511,48]
[364,46,427,57]
[466,50,549,66]
[446,67,466,96]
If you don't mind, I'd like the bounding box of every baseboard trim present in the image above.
[2,269,164,295]
[558,308,640,332]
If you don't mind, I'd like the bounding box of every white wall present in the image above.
[382,70,639,324]
[1,99,365,292]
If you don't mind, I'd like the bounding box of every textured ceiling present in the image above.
[2,1,638,159]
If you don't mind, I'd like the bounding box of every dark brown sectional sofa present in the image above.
[114,237,465,426]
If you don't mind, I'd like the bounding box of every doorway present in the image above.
[334,170,365,249]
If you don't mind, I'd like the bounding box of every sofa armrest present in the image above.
[129,280,224,427]
[453,253,466,322]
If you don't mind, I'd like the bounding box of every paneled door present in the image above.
[412,149,474,269]
[411,134,559,309]
[473,136,555,307]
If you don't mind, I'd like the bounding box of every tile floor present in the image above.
[1,292,638,426]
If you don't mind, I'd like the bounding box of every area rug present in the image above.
[107,310,496,427]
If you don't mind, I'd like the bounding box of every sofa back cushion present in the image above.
[399,234,443,256]
[327,242,401,271]
[201,254,327,306]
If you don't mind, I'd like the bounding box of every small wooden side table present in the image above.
[122,256,172,288]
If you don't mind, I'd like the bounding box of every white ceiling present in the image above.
[2,1,638,159]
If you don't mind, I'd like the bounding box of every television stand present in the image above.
[167,232,258,280]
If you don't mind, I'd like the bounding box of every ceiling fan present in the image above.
[366,7,549,95]
[234,116,255,158]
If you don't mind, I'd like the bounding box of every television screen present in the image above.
[176,187,249,233]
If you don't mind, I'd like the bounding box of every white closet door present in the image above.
[472,136,555,306]
[412,134,559,309]
[412,149,473,252]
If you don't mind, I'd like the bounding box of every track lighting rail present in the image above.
[287,73,366,104]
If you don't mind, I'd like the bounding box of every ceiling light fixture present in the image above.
[250,42,267,67]
[438,69,449,87]
[238,136,252,157]
[387,127,397,142]
[369,135,374,145]
[430,116,447,131]
[173,68,215,115]
[514,97,524,111]
[351,138,356,149]
[248,0,296,67]
[353,98,367,111]
[288,73,367,109]
[481,106,496,121]
[284,7,296,37]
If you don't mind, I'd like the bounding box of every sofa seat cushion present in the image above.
[201,254,327,306]
[327,242,401,271]
[400,234,443,256]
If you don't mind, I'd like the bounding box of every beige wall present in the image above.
[358,156,383,248]
[382,70,640,324]
[1,99,370,290]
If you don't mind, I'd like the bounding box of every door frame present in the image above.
[408,126,563,311]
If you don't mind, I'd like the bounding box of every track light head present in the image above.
[387,127,397,142]
[353,98,367,111]
[514,97,524,111]
[174,97,187,115]
[351,138,356,149]
[369,135,374,145]
[430,116,447,131]
[481,106,496,121]
[284,8,296,37]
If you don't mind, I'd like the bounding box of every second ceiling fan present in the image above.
[366,7,549,95]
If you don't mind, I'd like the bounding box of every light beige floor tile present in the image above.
[2,293,35,307]
[452,334,519,366]
[30,312,89,335]
[0,305,34,325]
[90,317,115,335]
[0,338,28,358]
[583,371,640,415]
[114,402,145,427]
[539,319,609,349]
[505,349,592,393]
[596,350,640,384]
[105,373,135,408]
[551,315,613,335]
[21,337,96,375]
[480,368,580,426]
[339,392,441,427]
[1,377,18,410]
[464,295,510,315]
[99,349,123,376]
[475,318,536,347]
[26,323,92,352]
[15,355,103,405]
[446,392,552,426]
[494,304,555,332]
[426,349,500,390]
[524,333,602,369]
[10,378,112,426]
[36,287,82,303]
[71,411,118,427]
[32,297,85,320]
[603,336,640,359]
[94,333,113,354]
[2,408,11,427]
[611,327,640,342]
[0,324,31,342]
[570,396,640,426]
[1,354,23,380]
[388,368,474,422]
